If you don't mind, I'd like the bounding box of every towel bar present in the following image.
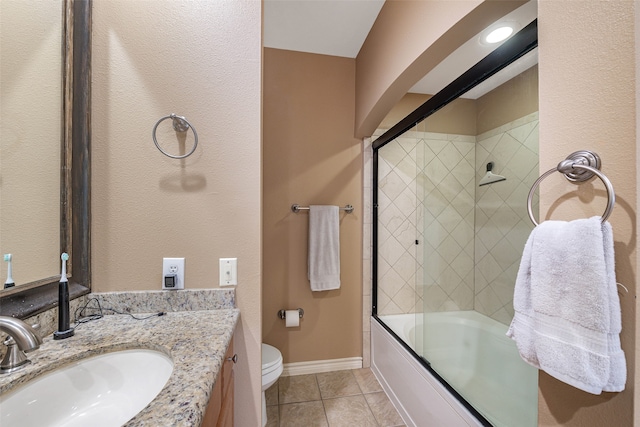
[527,150,615,226]
[291,204,354,214]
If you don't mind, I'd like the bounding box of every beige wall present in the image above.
[378,93,431,130]
[424,98,477,135]
[263,48,363,363]
[537,2,637,426]
[91,1,262,426]
[636,6,640,425]
[476,64,538,134]
[380,64,538,137]
[381,95,478,135]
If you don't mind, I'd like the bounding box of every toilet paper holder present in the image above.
[278,308,304,319]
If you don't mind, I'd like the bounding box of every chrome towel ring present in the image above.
[152,113,198,159]
[527,150,615,226]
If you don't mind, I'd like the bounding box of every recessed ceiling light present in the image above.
[485,26,514,44]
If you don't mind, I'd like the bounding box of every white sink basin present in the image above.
[0,349,173,427]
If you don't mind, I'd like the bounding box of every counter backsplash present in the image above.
[23,289,236,337]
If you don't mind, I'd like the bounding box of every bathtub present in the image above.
[372,311,537,427]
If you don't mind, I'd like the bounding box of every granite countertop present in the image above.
[0,309,239,426]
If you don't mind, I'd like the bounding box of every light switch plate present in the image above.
[219,258,237,286]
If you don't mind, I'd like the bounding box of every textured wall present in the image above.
[537,1,637,425]
[262,48,363,364]
[91,1,262,425]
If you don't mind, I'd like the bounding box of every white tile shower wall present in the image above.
[420,133,476,313]
[377,131,476,316]
[373,112,538,325]
[474,112,538,325]
[377,131,420,316]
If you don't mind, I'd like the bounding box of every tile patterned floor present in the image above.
[265,368,405,427]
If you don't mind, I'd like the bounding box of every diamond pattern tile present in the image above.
[379,169,408,202]
[378,203,405,234]
[376,115,538,323]
[473,115,538,321]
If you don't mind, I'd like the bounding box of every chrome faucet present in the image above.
[0,316,42,374]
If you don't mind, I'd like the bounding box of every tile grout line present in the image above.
[315,373,331,426]
[271,369,403,427]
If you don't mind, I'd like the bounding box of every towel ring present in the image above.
[527,150,615,226]
[152,113,198,159]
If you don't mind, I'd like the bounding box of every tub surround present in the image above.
[1,289,238,426]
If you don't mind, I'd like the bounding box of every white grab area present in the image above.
[373,311,537,427]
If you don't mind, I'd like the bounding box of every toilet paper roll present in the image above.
[285,310,300,327]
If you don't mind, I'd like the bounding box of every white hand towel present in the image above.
[601,222,626,392]
[308,205,340,291]
[506,216,626,394]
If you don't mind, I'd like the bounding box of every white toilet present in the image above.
[261,343,283,427]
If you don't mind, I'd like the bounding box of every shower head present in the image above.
[479,162,506,186]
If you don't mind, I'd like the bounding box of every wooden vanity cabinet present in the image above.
[202,337,235,427]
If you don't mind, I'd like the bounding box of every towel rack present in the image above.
[152,113,199,159]
[527,150,615,226]
[291,204,354,214]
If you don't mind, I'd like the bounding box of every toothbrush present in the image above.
[54,253,74,340]
[60,252,68,282]
[4,254,15,288]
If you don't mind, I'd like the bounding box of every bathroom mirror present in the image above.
[0,0,91,318]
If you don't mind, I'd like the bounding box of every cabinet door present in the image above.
[203,337,235,426]
[202,377,222,427]
[217,370,234,427]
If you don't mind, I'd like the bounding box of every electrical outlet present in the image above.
[219,258,237,286]
[162,257,185,290]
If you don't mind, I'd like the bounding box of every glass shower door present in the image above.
[417,73,540,427]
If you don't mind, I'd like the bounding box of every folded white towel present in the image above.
[507,216,626,394]
[308,205,340,291]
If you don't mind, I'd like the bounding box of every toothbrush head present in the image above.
[60,253,69,282]
[4,254,11,262]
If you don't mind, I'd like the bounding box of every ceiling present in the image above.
[263,0,385,59]
[263,0,537,98]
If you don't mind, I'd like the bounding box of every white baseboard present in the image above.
[282,357,363,377]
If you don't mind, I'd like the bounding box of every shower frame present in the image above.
[371,20,538,426]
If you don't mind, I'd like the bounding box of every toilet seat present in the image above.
[262,343,283,376]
